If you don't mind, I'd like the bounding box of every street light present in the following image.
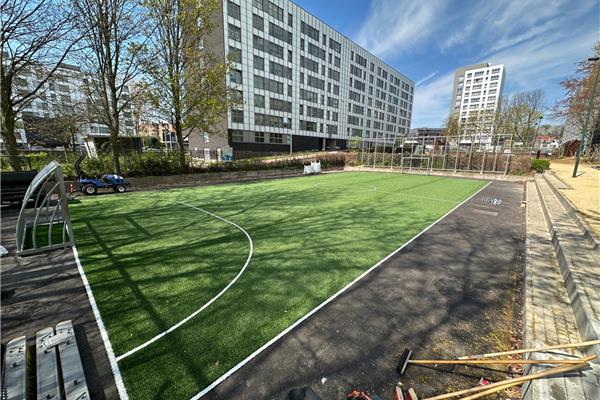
[573,57,600,178]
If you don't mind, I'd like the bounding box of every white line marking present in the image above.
[116,201,254,361]
[189,181,492,400]
[72,245,129,399]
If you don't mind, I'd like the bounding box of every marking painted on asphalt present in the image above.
[188,181,492,399]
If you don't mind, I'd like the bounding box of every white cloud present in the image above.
[415,71,438,87]
[365,0,600,127]
[412,72,455,128]
[355,0,447,57]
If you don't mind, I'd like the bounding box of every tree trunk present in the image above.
[175,115,186,172]
[0,75,22,171]
[109,90,122,175]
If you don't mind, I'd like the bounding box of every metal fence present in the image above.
[357,133,531,175]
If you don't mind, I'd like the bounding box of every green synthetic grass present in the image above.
[70,172,486,400]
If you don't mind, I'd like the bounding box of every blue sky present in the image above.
[294,0,600,128]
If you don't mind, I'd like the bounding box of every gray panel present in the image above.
[56,321,90,400]
[36,327,61,400]
[3,336,27,400]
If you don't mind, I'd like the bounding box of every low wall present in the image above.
[344,166,534,182]
[67,167,346,192]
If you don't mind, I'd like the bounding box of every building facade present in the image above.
[450,63,505,142]
[196,0,414,155]
[6,63,135,149]
[408,127,445,137]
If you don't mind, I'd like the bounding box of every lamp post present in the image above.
[573,57,600,178]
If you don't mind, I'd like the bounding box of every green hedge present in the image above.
[531,159,550,173]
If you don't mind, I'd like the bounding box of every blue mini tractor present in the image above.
[75,153,130,195]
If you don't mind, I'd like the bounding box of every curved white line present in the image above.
[116,201,254,362]
[189,181,492,400]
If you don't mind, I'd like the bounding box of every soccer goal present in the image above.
[16,161,75,256]
[400,156,431,171]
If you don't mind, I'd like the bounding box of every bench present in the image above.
[2,320,90,400]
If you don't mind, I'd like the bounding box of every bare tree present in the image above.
[141,0,232,171]
[72,0,148,174]
[1,0,81,170]
[553,41,600,155]
[502,89,545,147]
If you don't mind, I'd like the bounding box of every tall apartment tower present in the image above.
[190,0,414,155]
[450,63,505,141]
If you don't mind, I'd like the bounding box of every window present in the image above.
[327,124,338,134]
[270,133,284,143]
[328,68,340,81]
[300,56,319,73]
[350,64,362,78]
[307,74,325,90]
[255,132,265,143]
[270,97,292,112]
[307,43,325,60]
[333,85,339,95]
[254,55,264,71]
[229,46,242,63]
[355,54,367,67]
[252,14,264,30]
[231,130,243,142]
[253,0,284,21]
[300,21,319,41]
[349,90,361,102]
[230,69,243,84]
[300,120,318,131]
[254,75,284,94]
[329,38,341,53]
[253,35,283,59]
[353,80,365,92]
[255,113,288,128]
[231,109,244,123]
[300,88,318,103]
[255,94,265,107]
[334,56,340,67]
[327,97,339,108]
[228,24,242,42]
[269,22,292,45]
[232,89,243,103]
[288,13,293,26]
[270,60,292,79]
[227,1,240,19]
[306,106,323,118]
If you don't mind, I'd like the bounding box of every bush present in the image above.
[531,159,550,173]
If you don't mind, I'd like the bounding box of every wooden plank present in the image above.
[36,327,61,400]
[3,336,27,400]
[56,321,90,400]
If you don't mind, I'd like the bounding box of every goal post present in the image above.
[16,161,75,256]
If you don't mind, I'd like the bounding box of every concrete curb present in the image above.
[534,176,600,360]
[542,173,600,250]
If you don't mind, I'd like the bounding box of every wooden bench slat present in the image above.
[56,321,89,400]
[3,336,27,400]
[36,327,61,400]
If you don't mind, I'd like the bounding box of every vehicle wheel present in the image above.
[114,184,126,193]
[82,184,97,195]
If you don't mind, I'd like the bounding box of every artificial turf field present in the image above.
[69,172,487,400]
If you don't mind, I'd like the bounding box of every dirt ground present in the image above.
[550,158,600,237]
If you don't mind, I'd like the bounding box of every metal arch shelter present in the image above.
[16,161,75,256]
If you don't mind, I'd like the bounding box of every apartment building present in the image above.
[6,63,135,149]
[190,0,414,155]
[450,63,505,142]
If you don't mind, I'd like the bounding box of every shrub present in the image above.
[531,159,550,173]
